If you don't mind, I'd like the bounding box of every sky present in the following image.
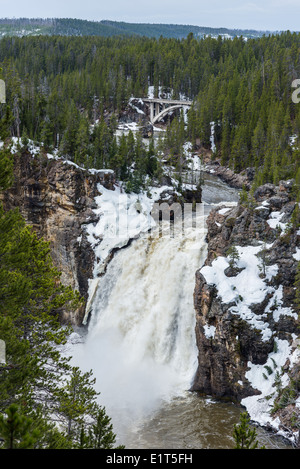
[1,0,300,32]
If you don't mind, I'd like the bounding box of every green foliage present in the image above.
[0,32,299,184]
[233,412,262,449]
[239,186,249,206]
[0,200,82,415]
[0,404,41,449]
[226,246,240,268]
[291,201,300,230]
[57,367,99,441]
[263,365,273,376]
[0,146,14,190]
[257,242,269,277]
[271,378,300,416]
[76,407,123,449]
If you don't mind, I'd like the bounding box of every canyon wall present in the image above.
[192,180,300,442]
[1,148,115,324]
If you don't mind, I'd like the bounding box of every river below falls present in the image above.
[70,170,292,450]
[121,392,290,449]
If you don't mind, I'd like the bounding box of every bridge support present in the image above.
[149,101,163,123]
[144,98,192,125]
[150,102,154,123]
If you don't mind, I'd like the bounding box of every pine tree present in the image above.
[251,118,265,167]
[88,407,116,449]
[233,412,261,449]
[80,407,121,449]
[0,404,41,449]
[92,118,114,169]
[59,100,80,158]
[74,115,90,167]
[0,145,14,190]
[230,124,249,172]
[40,117,54,151]
[54,366,121,449]
[57,367,99,441]
[0,105,14,141]
[226,245,240,269]
[0,197,82,412]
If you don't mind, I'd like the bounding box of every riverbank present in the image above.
[192,176,300,447]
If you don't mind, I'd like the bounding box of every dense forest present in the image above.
[0,17,270,39]
[0,32,299,194]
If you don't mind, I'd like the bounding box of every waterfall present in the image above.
[71,207,208,443]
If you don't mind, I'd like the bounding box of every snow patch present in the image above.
[241,339,297,430]
[293,248,300,261]
[200,244,283,342]
[204,324,216,339]
[128,97,145,115]
[267,211,287,233]
[218,207,231,215]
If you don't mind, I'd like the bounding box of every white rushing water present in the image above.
[71,208,208,445]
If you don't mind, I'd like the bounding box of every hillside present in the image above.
[0,17,276,39]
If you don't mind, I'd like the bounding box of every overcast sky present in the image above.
[1,0,300,32]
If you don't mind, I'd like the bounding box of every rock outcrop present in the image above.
[203,160,255,190]
[192,180,300,443]
[1,148,115,325]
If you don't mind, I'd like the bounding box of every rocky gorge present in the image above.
[2,139,300,446]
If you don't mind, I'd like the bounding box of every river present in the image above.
[69,147,291,449]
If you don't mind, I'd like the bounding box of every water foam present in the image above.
[71,215,207,442]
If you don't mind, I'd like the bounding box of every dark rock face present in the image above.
[204,161,254,190]
[192,181,300,407]
[191,271,262,401]
[1,150,115,325]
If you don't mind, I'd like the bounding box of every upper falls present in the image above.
[71,207,208,443]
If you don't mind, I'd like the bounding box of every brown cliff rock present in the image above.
[192,182,300,436]
[1,149,115,325]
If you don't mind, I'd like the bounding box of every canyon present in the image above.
[2,140,300,447]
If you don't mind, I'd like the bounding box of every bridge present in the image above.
[142,98,193,124]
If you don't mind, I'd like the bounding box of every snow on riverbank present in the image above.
[82,181,175,324]
[147,85,190,102]
[200,244,281,341]
[242,337,299,436]
[6,137,115,176]
[200,239,300,444]
[85,183,171,270]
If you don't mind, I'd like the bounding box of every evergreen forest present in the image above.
[0,32,299,193]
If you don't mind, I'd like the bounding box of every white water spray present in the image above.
[71,210,208,443]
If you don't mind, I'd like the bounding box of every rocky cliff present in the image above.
[1,146,115,325]
[192,180,300,444]
[203,159,254,190]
